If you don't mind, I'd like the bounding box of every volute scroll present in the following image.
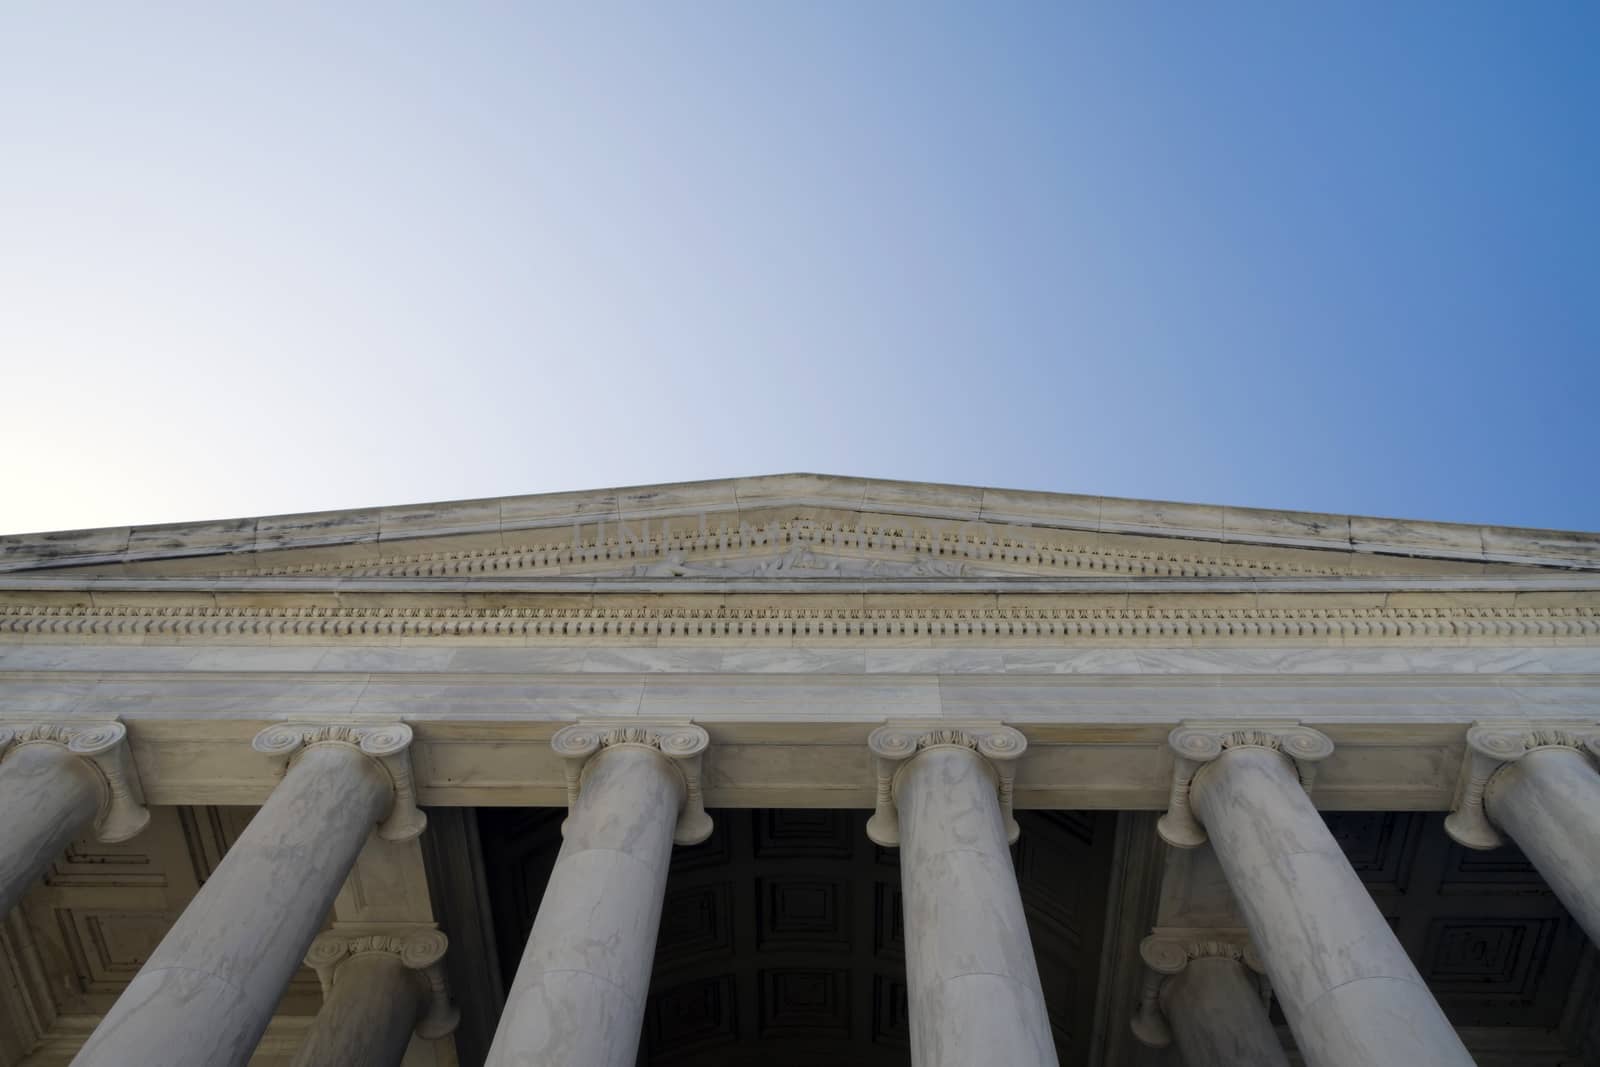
[0,719,149,843]
[1157,721,1335,849]
[551,722,713,846]
[865,723,1028,847]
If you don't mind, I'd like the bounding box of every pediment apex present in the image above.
[3,473,1598,575]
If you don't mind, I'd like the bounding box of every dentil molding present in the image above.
[1156,721,1335,849]
[251,722,427,841]
[220,518,1375,580]
[550,722,713,846]
[1444,720,1600,850]
[0,719,149,842]
[1129,928,1269,1048]
[4,599,1596,642]
[865,723,1027,847]
[304,925,459,1039]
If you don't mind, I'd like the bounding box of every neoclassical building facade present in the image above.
[0,474,1597,1066]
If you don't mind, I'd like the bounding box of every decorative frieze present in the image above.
[1444,721,1600,850]
[4,600,1596,642]
[251,722,426,841]
[304,926,459,1039]
[1157,722,1335,848]
[0,720,148,843]
[865,723,1027,846]
[550,722,712,845]
[219,518,1374,580]
[1129,929,1269,1048]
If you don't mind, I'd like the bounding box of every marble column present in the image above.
[1445,722,1600,945]
[1130,934,1289,1067]
[1158,724,1473,1067]
[485,723,711,1067]
[0,721,148,916]
[73,723,426,1067]
[867,724,1057,1067]
[294,927,458,1067]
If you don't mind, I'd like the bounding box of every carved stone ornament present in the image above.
[1444,721,1600,850]
[1156,721,1335,849]
[251,722,426,841]
[864,723,1027,847]
[550,722,713,846]
[0,720,149,843]
[304,925,459,1039]
[1129,929,1270,1048]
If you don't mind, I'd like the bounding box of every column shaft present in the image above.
[1486,746,1600,944]
[291,954,424,1067]
[0,744,101,915]
[485,745,681,1067]
[1192,747,1471,1067]
[897,746,1058,1067]
[73,744,392,1067]
[1162,956,1290,1067]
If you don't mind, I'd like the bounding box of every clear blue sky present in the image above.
[3,4,1595,535]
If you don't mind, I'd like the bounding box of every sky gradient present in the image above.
[3,4,1596,536]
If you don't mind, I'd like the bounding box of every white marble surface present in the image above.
[290,953,423,1067]
[1485,745,1600,944]
[1192,747,1472,1067]
[1162,956,1290,1067]
[0,742,101,915]
[895,746,1058,1067]
[4,670,1591,813]
[72,744,392,1067]
[5,472,1594,1067]
[485,745,682,1067]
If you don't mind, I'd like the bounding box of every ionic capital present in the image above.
[251,722,425,841]
[1156,722,1334,849]
[865,723,1027,847]
[305,925,459,1039]
[1444,721,1600,850]
[550,722,712,845]
[0,719,148,843]
[1130,928,1268,1048]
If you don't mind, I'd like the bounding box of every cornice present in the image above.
[5,574,1600,595]
[4,473,1597,573]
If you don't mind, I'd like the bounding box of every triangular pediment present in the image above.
[3,474,1597,579]
[184,518,1442,580]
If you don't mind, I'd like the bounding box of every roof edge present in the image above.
[2,473,1597,573]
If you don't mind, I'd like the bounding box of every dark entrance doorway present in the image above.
[478,807,1117,1065]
